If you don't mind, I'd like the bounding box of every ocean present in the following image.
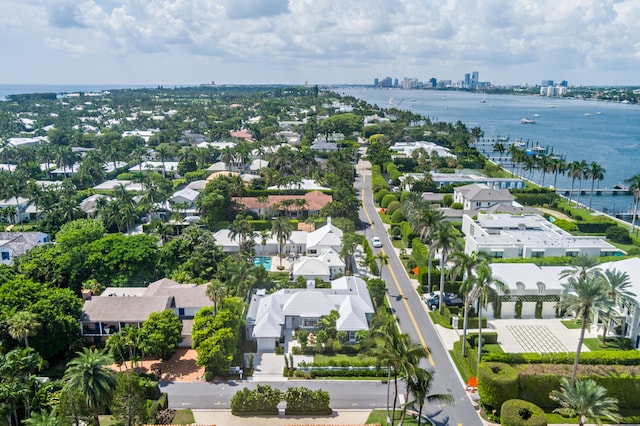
[340,87,640,218]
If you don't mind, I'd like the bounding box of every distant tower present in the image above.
[429,77,437,88]
[464,73,470,88]
[394,78,399,87]
[471,71,479,90]
[374,78,379,87]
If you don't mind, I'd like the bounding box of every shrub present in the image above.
[442,194,453,207]
[374,189,390,205]
[284,387,332,415]
[411,238,429,266]
[230,385,282,415]
[500,399,547,426]
[401,221,416,245]
[117,172,134,180]
[381,194,398,209]
[386,200,401,216]
[477,362,519,410]
[553,219,578,232]
[607,225,632,244]
[451,202,463,210]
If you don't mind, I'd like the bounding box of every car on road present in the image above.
[372,236,382,248]
[426,293,464,310]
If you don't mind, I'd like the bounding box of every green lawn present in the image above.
[366,409,421,425]
[583,337,633,351]
[561,319,583,329]
[546,409,640,424]
[314,353,377,364]
[173,409,195,424]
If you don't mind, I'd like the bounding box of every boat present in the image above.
[596,111,602,115]
[614,183,629,191]
[521,118,535,124]
[584,113,592,116]
[533,113,540,117]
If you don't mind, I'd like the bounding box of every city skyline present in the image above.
[1,0,639,86]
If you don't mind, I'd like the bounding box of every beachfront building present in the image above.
[245,276,374,352]
[462,212,624,259]
[390,141,455,159]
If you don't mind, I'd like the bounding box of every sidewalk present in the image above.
[192,409,371,426]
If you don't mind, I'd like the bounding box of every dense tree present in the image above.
[7,310,41,348]
[138,310,183,360]
[110,371,149,426]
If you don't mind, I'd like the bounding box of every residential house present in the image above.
[310,137,339,152]
[291,248,345,281]
[169,188,200,215]
[390,141,455,159]
[453,183,515,211]
[80,278,211,347]
[462,213,624,259]
[0,232,50,265]
[233,190,332,219]
[245,276,374,352]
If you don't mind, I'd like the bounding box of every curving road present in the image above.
[355,156,481,426]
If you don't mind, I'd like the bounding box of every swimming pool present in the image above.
[253,256,272,270]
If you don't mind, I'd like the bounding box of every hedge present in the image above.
[401,221,415,246]
[386,200,401,216]
[284,387,332,415]
[294,368,387,378]
[483,350,640,365]
[381,194,397,209]
[411,238,429,266]
[375,189,390,205]
[390,209,405,224]
[500,399,547,426]
[477,362,519,410]
[230,385,282,415]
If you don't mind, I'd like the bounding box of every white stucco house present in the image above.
[453,183,515,211]
[462,213,624,259]
[245,276,374,352]
[0,232,50,265]
[292,248,346,281]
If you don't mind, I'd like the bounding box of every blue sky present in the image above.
[1,0,638,86]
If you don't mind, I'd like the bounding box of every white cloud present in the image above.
[0,0,638,85]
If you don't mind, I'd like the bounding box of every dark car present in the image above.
[427,293,464,310]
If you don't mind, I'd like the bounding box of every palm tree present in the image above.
[448,250,491,356]
[624,172,640,233]
[586,162,606,211]
[567,161,583,207]
[229,214,253,255]
[550,378,621,426]
[558,274,613,386]
[492,142,505,160]
[7,310,41,348]
[468,264,508,366]
[339,232,361,273]
[599,268,635,343]
[405,368,454,426]
[23,409,59,426]
[434,223,461,314]
[559,255,599,282]
[206,279,225,316]
[551,157,567,189]
[574,160,588,207]
[375,251,389,278]
[271,216,294,268]
[63,348,118,426]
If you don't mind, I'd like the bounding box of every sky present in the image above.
[1,0,639,87]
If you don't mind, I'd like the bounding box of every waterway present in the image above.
[340,87,640,217]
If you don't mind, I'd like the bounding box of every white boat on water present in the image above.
[521,117,535,124]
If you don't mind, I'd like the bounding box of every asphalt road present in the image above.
[163,380,394,410]
[355,157,481,426]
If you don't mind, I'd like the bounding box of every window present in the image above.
[302,318,319,328]
[531,250,544,258]
[490,250,503,259]
[537,283,545,295]
[348,331,357,341]
[516,283,525,296]
[1,252,9,261]
[566,250,579,257]
[178,308,185,316]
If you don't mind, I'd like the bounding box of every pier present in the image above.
[556,188,631,195]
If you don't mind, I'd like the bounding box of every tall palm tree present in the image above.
[405,368,454,426]
[206,279,225,316]
[339,232,361,273]
[624,172,640,233]
[599,268,635,343]
[558,275,612,386]
[7,311,41,348]
[63,348,118,426]
[586,162,606,211]
[574,160,588,207]
[375,251,389,278]
[434,223,461,314]
[567,161,583,207]
[559,255,599,282]
[468,264,508,366]
[229,214,253,255]
[271,216,294,268]
[448,250,491,356]
[550,378,621,426]
[552,157,567,189]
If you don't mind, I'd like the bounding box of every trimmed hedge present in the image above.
[483,350,640,365]
[411,238,429,266]
[230,385,282,416]
[381,194,397,209]
[401,221,416,246]
[285,387,331,415]
[477,362,519,410]
[500,399,547,426]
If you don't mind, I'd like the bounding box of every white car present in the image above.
[372,237,382,248]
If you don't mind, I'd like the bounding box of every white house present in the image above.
[453,183,515,211]
[462,213,623,259]
[291,248,345,281]
[306,218,343,255]
[245,276,374,352]
[0,232,50,265]
[170,188,200,213]
[390,141,455,158]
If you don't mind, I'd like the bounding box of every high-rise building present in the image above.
[471,71,479,89]
[373,78,379,87]
[464,73,470,88]
[541,80,554,87]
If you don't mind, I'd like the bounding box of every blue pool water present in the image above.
[253,256,272,269]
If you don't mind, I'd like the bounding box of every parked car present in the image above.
[372,236,382,248]
[422,291,443,303]
[426,293,464,310]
